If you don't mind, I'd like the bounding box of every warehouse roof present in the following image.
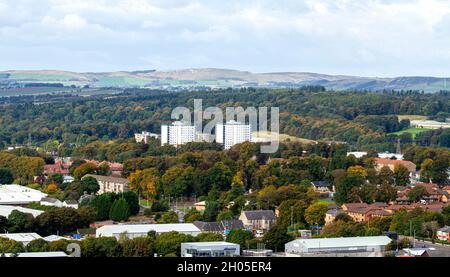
[0,233,42,242]
[286,236,392,249]
[0,205,44,218]
[182,241,239,247]
[3,251,69,257]
[0,184,47,205]
[96,223,201,237]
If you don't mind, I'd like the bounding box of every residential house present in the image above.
[374,158,416,177]
[239,210,276,232]
[325,209,344,225]
[194,201,206,212]
[311,181,334,195]
[82,174,129,194]
[411,182,448,203]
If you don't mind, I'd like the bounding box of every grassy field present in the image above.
[391,127,431,138]
[253,131,317,144]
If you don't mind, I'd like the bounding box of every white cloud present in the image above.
[0,0,450,76]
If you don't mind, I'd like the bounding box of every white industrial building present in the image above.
[347,152,404,160]
[0,233,43,246]
[96,223,202,239]
[0,184,47,205]
[181,242,240,257]
[3,251,69,257]
[216,120,252,150]
[285,236,392,256]
[0,205,44,218]
[161,121,196,147]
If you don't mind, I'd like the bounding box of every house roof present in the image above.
[241,210,276,220]
[311,181,330,188]
[64,199,78,205]
[41,197,61,203]
[286,236,392,249]
[83,174,129,185]
[192,221,223,232]
[374,158,416,172]
[221,219,244,230]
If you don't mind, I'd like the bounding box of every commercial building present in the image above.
[0,233,43,246]
[410,120,450,129]
[374,158,416,177]
[82,174,129,194]
[216,120,251,150]
[161,121,196,147]
[135,131,160,144]
[0,205,44,218]
[96,223,202,239]
[0,184,47,206]
[285,236,392,257]
[181,242,240,257]
[3,251,69,258]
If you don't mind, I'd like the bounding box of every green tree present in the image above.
[158,211,179,224]
[184,208,202,223]
[196,232,224,242]
[0,237,24,254]
[262,223,293,252]
[226,229,254,251]
[80,176,100,194]
[203,201,221,222]
[91,193,115,221]
[7,210,34,233]
[155,231,195,257]
[109,198,130,222]
[26,239,50,252]
[121,236,155,257]
[408,186,429,202]
[0,168,14,184]
[81,237,122,257]
[393,165,410,186]
[305,203,328,226]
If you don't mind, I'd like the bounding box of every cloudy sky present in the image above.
[1,0,450,76]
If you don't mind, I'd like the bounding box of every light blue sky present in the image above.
[1,0,450,77]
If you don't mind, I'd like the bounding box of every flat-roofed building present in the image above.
[96,223,202,239]
[0,184,47,206]
[285,236,392,257]
[0,205,44,218]
[0,233,43,246]
[181,242,240,257]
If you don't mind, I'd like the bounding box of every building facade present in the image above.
[83,174,130,194]
[135,131,160,144]
[161,121,196,147]
[216,120,251,150]
[181,242,240,257]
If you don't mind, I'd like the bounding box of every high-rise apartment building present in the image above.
[216,120,251,150]
[161,121,196,147]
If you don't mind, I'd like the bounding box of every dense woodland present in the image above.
[2,87,450,152]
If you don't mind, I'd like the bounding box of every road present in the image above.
[401,236,450,257]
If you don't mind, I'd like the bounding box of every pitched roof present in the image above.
[221,219,244,230]
[311,181,330,187]
[83,174,129,185]
[192,221,223,232]
[241,210,276,220]
[374,158,416,172]
[438,226,450,232]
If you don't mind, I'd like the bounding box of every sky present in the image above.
[1,0,450,77]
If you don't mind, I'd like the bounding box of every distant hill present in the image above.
[1,68,449,92]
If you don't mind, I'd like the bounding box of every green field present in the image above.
[391,127,431,138]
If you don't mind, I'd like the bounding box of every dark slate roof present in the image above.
[311,181,330,187]
[242,210,276,220]
[221,219,244,230]
[41,197,60,203]
[439,226,450,232]
[192,221,223,232]
[64,200,78,205]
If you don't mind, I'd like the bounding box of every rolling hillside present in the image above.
[1,68,449,92]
